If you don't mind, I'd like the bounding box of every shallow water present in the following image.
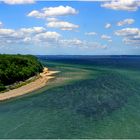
[0,56,140,139]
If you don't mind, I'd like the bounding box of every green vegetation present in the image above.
[0,54,43,92]
[0,83,6,91]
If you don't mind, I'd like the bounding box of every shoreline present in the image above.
[0,68,59,101]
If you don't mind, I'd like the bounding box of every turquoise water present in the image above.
[0,58,140,139]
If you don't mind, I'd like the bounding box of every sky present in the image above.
[0,0,140,55]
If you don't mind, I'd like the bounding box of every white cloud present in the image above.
[27,6,78,32]
[85,32,97,36]
[0,22,3,28]
[27,10,44,18]
[0,27,46,44]
[0,28,27,45]
[3,0,35,5]
[59,39,83,47]
[20,27,46,34]
[117,18,135,26]
[0,26,62,46]
[59,38,107,49]
[105,23,112,29]
[85,41,107,49]
[0,28,15,36]
[101,0,140,11]
[115,28,140,46]
[23,37,32,43]
[47,17,58,22]
[0,26,107,50]
[123,37,140,46]
[27,6,78,18]
[46,20,79,30]
[101,34,112,42]
[115,28,139,36]
[34,31,61,42]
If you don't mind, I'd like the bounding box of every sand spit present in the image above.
[0,68,59,101]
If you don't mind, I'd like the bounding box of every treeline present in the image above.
[0,54,43,91]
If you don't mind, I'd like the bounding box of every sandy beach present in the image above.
[0,68,59,101]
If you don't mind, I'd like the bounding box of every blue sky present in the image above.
[0,0,140,55]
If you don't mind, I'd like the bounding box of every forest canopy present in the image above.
[0,54,43,91]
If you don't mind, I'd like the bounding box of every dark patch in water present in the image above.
[24,72,139,119]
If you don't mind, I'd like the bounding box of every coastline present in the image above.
[0,68,59,101]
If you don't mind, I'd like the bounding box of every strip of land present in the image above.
[0,68,59,101]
